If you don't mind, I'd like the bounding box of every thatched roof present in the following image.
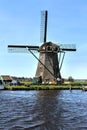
[1,75,12,81]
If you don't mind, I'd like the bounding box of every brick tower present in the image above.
[35,42,61,83]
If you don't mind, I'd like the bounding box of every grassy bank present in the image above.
[4,84,84,90]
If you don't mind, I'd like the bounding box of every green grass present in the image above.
[4,80,87,90]
[4,84,30,90]
[20,81,33,85]
[4,84,84,90]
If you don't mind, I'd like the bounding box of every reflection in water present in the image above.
[34,90,62,130]
[0,90,87,130]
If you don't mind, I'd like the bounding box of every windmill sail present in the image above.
[8,45,39,53]
[40,10,48,43]
[60,44,76,51]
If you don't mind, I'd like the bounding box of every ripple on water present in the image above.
[0,90,87,130]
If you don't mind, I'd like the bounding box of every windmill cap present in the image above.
[38,42,60,52]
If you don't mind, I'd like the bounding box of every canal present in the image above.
[0,90,87,130]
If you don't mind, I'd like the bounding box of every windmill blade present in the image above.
[60,44,76,51]
[40,10,48,43]
[8,45,39,53]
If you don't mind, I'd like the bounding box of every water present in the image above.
[0,90,87,130]
[0,85,4,90]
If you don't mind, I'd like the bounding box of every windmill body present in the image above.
[8,10,76,84]
[36,42,61,83]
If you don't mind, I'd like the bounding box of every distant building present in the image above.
[0,75,33,85]
[0,75,12,84]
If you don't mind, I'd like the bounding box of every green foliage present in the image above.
[20,81,33,86]
[71,81,87,86]
[4,83,84,90]
[68,76,74,82]
[4,80,87,90]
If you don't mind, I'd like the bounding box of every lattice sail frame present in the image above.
[8,44,76,53]
[40,10,48,43]
[8,45,39,53]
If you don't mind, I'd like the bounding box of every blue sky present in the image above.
[0,0,87,79]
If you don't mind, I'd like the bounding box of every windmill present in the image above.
[8,10,76,84]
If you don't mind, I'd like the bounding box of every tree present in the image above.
[68,76,74,82]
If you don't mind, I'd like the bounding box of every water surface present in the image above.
[0,90,87,130]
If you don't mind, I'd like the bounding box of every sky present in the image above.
[0,0,87,79]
